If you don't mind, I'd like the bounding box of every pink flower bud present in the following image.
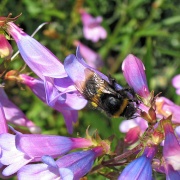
[0,34,13,59]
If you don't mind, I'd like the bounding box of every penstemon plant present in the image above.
[0,13,180,180]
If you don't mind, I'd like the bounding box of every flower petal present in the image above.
[2,157,32,176]
[122,54,149,98]
[0,34,13,59]
[59,168,74,180]
[15,134,74,160]
[0,103,8,134]
[80,10,107,42]
[172,74,180,89]
[118,156,152,180]
[7,22,66,80]
[0,87,40,133]
[74,41,103,69]
[59,110,78,134]
[165,164,180,180]
[17,164,58,180]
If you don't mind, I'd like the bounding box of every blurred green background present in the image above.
[1,0,180,179]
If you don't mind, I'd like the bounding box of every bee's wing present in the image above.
[64,54,117,97]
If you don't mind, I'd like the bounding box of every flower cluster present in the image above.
[0,13,180,180]
[80,9,107,42]
[0,103,110,179]
[0,14,110,180]
[117,55,180,179]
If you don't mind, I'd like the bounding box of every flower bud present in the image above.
[0,33,13,59]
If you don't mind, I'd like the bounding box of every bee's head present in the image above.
[123,102,137,119]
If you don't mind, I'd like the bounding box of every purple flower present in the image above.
[120,117,148,134]
[0,33,13,59]
[0,129,93,176]
[156,97,180,124]
[18,74,87,133]
[122,54,150,98]
[0,103,8,134]
[18,160,73,180]
[165,164,180,180]
[7,22,65,80]
[80,10,107,42]
[18,146,104,180]
[162,119,180,171]
[172,74,180,95]
[0,87,40,133]
[74,41,103,69]
[118,146,156,180]
[0,133,31,176]
[119,117,148,144]
[6,22,88,133]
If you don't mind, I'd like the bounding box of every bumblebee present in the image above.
[79,71,138,119]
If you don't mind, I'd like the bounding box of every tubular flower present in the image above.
[119,54,180,180]
[0,128,93,176]
[6,72,87,134]
[0,33,13,59]
[6,22,88,133]
[7,22,65,80]
[18,146,105,180]
[119,117,148,144]
[118,146,156,180]
[80,9,107,42]
[162,119,180,171]
[73,41,103,69]
[0,87,40,134]
[122,54,150,98]
[0,133,32,176]
[6,22,87,92]
[121,54,180,124]
[172,74,180,95]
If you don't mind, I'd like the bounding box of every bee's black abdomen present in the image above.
[100,94,123,116]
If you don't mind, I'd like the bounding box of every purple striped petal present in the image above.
[0,87,40,133]
[122,54,150,98]
[162,120,180,171]
[118,147,156,180]
[19,74,87,133]
[7,22,66,80]
[15,134,93,160]
[15,134,76,160]
[0,133,32,176]
[17,163,58,180]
